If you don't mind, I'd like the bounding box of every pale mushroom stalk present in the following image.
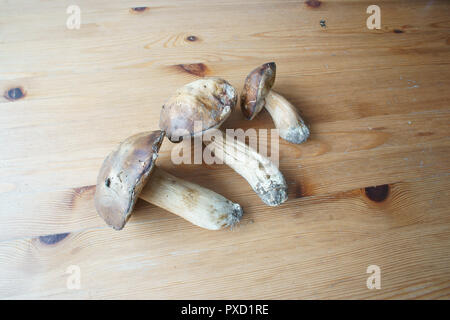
[241,62,310,144]
[159,77,288,206]
[203,132,287,206]
[264,90,310,144]
[139,166,242,230]
[95,131,242,231]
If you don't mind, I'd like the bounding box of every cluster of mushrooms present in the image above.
[94,62,310,231]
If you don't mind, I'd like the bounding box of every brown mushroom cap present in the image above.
[240,62,276,120]
[94,131,164,230]
[159,77,237,142]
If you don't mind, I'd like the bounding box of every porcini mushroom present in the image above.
[241,62,310,144]
[159,77,288,206]
[94,130,243,230]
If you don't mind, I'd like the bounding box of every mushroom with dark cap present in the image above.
[94,130,243,230]
[241,62,310,144]
[160,77,288,207]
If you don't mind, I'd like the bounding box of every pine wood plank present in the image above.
[0,174,449,299]
[0,0,449,299]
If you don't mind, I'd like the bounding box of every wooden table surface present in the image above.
[1,0,449,299]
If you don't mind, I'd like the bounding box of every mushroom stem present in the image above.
[264,90,310,144]
[204,131,288,207]
[139,166,243,230]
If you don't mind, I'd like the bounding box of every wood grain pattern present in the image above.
[0,0,449,299]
